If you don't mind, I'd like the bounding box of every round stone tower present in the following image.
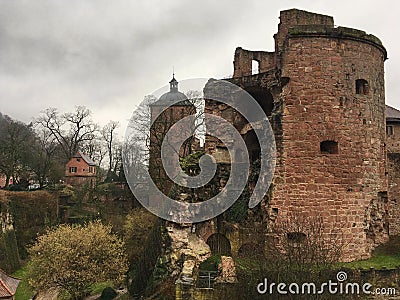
[213,9,388,261]
[271,9,388,260]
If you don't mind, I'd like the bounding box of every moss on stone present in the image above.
[288,25,384,47]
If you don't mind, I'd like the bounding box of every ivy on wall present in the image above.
[7,191,58,259]
[0,195,20,272]
[0,229,20,273]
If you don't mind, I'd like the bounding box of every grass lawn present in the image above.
[339,237,400,269]
[13,265,35,300]
[339,253,400,269]
[234,236,400,273]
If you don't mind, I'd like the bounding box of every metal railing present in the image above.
[197,270,218,289]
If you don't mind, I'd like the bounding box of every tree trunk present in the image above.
[4,174,10,188]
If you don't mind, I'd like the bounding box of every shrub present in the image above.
[27,221,128,300]
[100,287,118,300]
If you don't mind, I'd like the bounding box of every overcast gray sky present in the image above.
[0,0,398,135]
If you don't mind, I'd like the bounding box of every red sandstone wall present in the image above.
[274,9,334,54]
[388,153,400,236]
[387,123,400,153]
[203,9,389,262]
[270,32,387,261]
[387,122,400,236]
[233,48,275,78]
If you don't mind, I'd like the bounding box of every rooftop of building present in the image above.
[71,151,96,166]
[387,105,400,122]
[150,75,193,107]
[0,269,20,298]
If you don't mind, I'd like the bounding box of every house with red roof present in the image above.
[0,269,19,300]
[65,151,97,187]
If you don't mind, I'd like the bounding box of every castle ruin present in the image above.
[200,8,389,262]
[150,9,391,266]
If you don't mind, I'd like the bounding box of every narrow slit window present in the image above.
[387,125,394,136]
[320,140,338,154]
[252,59,259,75]
[356,79,369,95]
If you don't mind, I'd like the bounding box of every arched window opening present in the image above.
[356,79,369,95]
[320,140,338,154]
[252,59,260,75]
[206,233,231,256]
[244,130,260,162]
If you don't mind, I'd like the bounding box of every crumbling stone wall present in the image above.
[386,121,400,236]
[233,48,275,77]
[274,9,334,53]
[204,9,388,261]
[386,123,400,153]
[388,153,400,235]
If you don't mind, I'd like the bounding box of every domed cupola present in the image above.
[151,75,192,106]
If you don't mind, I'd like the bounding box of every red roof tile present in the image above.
[72,151,96,166]
[0,269,20,297]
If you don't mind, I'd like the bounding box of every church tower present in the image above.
[149,75,196,195]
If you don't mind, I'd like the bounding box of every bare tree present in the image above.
[127,95,156,153]
[81,137,106,167]
[266,212,345,271]
[112,142,122,175]
[122,137,147,191]
[102,121,120,175]
[35,106,98,161]
[29,126,61,187]
[185,89,205,145]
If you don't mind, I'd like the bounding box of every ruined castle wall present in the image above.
[387,122,400,236]
[386,122,400,153]
[270,31,387,260]
[202,9,389,262]
[233,47,275,78]
[274,9,334,53]
[388,153,400,235]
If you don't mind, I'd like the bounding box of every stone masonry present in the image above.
[386,106,400,236]
[203,9,388,261]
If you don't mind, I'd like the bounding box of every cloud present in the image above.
[0,0,398,134]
